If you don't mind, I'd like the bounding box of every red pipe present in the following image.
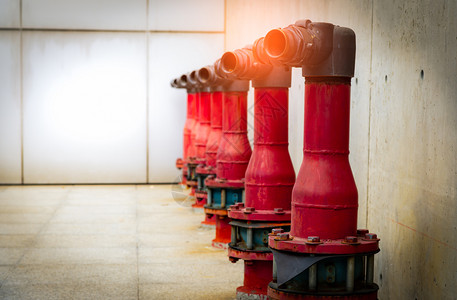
[183,92,197,162]
[187,71,200,163]
[205,91,223,170]
[183,93,196,163]
[195,91,211,165]
[216,90,251,181]
[220,46,294,299]
[212,215,232,249]
[194,66,227,222]
[263,20,379,299]
[245,87,295,211]
[291,80,357,239]
[237,260,272,297]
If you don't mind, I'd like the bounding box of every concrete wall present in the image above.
[0,0,225,184]
[225,0,457,299]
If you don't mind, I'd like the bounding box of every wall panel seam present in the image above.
[20,0,24,184]
[366,0,374,226]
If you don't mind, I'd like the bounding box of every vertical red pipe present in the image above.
[241,260,273,295]
[205,91,223,169]
[195,92,212,164]
[245,87,295,210]
[183,93,196,161]
[216,91,252,181]
[188,93,200,160]
[291,79,358,240]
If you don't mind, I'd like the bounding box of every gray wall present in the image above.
[0,0,225,184]
[225,0,457,299]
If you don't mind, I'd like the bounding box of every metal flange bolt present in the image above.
[271,228,284,235]
[229,204,239,211]
[243,207,255,214]
[274,208,285,215]
[363,233,380,241]
[275,233,290,241]
[342,236,360,245]
[305,236,322,245]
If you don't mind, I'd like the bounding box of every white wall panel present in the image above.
[22,0,147,30]
[23,32,147,184]
[0,32,21,183]
[148,33,224,183]
[0,0,20,28]
[149,0,224,32]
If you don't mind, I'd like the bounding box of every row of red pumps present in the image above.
[171,19,380,300]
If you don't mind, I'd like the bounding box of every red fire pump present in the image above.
[262,20,380,300]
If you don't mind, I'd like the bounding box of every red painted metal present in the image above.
[267,234,379,255]
[181,166,188,185]
[219,46,295,300]
[183,93,196,161]
[187,70,200,164]
[244,87,295,215]
[193,189,207,208]
[291,81,358,240]
[237,260,272,299]
[229,205,290,222]
[267,288,378,300]
[194,66,226,220]
[187,92,198,161]
[261,20,379,299]
[195,91,211,165]
[216,90,251,181]
[228,246,273,261]
[201,212,216,227]
[205,91,223,171]
[212,215,232,249]
[204,80,252,249]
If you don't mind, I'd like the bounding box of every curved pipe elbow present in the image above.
[197,65,230,89]
[177,74,188,89]
[252,37,274,65]
[264,26,309,66]
[263,20,336,67]
[186,70,201,90]
[220,48,271,80]
[170,78,178,88]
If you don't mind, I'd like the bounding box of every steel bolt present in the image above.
[271,228,284,235]
[307,236,320,243]
[229,205,238,211]
[276,233,290,241]
[345,236,358,243]
[365,233,378,240]
[274,208,285,214]
[244,207,255,214]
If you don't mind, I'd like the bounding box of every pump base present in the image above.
[268,283,378,300]
[192,190,207,208]
[201,213,216,227]
[212,215,231,249]
[236,287,269,300]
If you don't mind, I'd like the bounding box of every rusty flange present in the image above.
[204,207,228,216]
[228,246,273,262]
[195,165,214,175]
[204,176,245,189]
[268,233,380,255]
[229,205,291,222]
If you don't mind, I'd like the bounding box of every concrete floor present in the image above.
[0,184,243,299]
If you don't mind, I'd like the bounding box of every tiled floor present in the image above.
[0,185,243,299]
